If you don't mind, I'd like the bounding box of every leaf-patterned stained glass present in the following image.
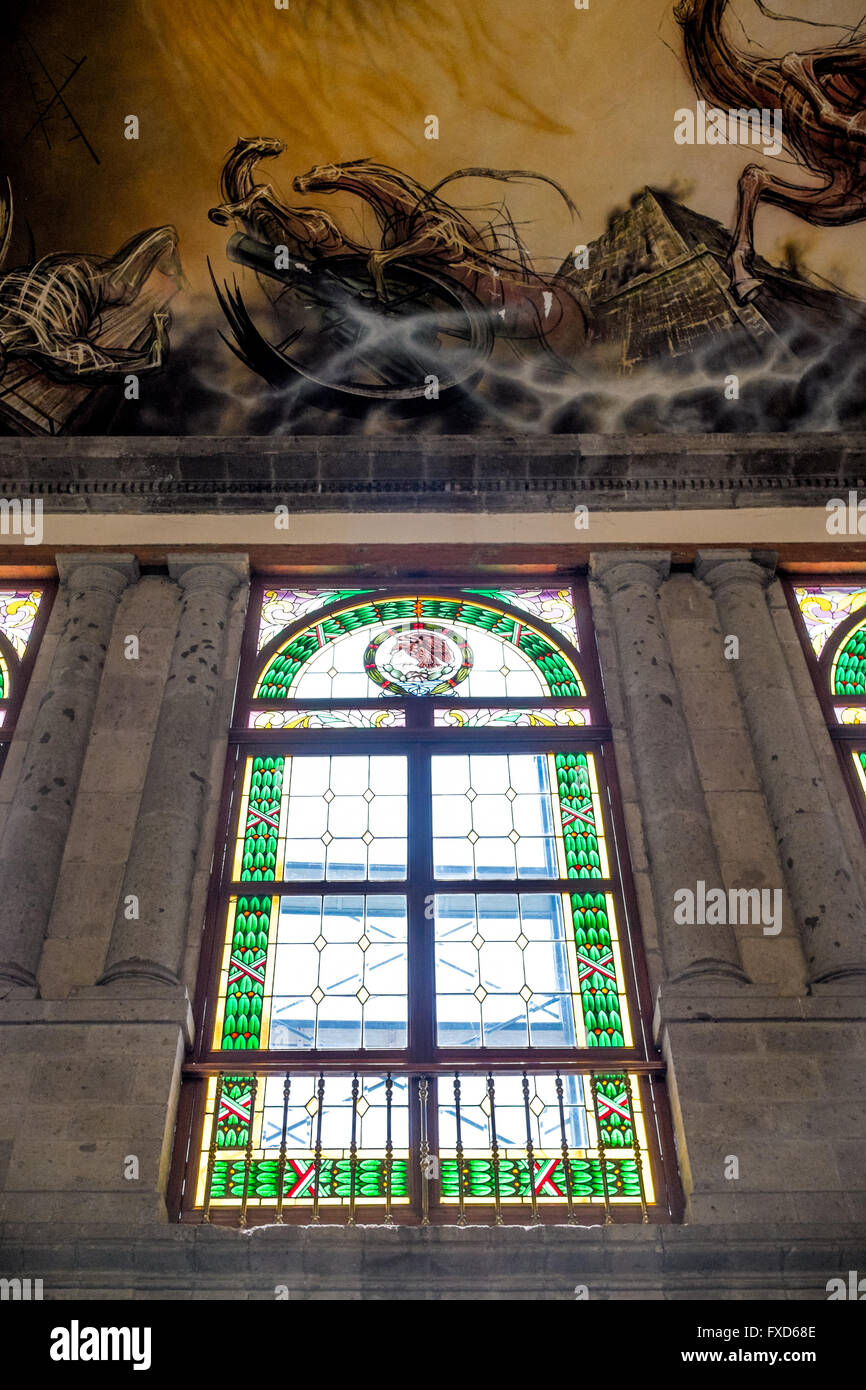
[0,588,44,704]
[250,708,405,730]
[196,1072,411,1210]
[794,585,866,657]
[257,588,372,652]
[464,587,579,650]
[831,617,866,700]
[0,588,44,658]
[193,1070,652,1214]
[434,707,590,729]
[437,1071,653,1207]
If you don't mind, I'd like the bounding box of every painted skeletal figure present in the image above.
[676,0,866,301]
[0,180,183,383]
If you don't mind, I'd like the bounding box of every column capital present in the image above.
[590,551,671,595]
[695,550,777,593]
[55,553,139,595]
[167,553,249,599]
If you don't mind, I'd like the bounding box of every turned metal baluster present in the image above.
[239,1074,259,1229]
[454,1072,467,1228]
[383,1072,395,1226]
[310,1072,326,1225]
[274,1073,291,1224]
[418,1076,431,1226]
[347,1072,360,1226]
[590,1072,613,1226]
[555,1071,577,1225]
[486,1072,504,1226]
[623,1072,649,1224]
[201,1073,225,1223]
[521,1071,541,1225]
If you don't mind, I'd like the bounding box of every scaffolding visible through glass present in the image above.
[182,586,669,1223]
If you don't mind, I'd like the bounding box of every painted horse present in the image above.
[676,0,866,301]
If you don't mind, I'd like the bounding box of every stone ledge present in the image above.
[654,988,866,1024]
[1,434,866,513]
[1,1221,864,1299]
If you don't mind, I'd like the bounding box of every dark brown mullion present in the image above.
[184,1057,665,1076]
[195,744,247,1055]
[831,724,866,742]
[245,696,593,708]
[222,877,614,901]
[230,728,613,751]
[408,744,435,1061]
[170,1071,205,1222]
[596,742,657,1061]
[572,577,611,723]
[244,698,593,713]
[836,742,866,843]
[642,1070,685,1222]
[230,573,263,723]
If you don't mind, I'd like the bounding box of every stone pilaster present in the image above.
[696,551,866,987]
[0,555,137,994]
[591,552,747,986]
[97,555,249,989]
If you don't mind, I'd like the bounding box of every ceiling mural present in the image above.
[2,0,866,436]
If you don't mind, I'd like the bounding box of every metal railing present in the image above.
[191,1066,657,1226]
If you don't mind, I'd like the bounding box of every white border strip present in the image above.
[0,508,853,548]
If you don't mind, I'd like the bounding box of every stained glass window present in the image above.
[0,586,51,771]
[790,580,866,835]
[173,583,674,1225]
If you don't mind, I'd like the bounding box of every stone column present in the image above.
[696,550,866,987]
[0,554,138,993]
[97,554,249,989]
[591,552,747,985]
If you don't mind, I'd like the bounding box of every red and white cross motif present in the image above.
[560,803,595,832]
[595,1088,630,1124]
[532,1158,564,1196]
[576,948,616,986]
[284,1160,317,1199]
[228,953,266,988]
[218,1089,252,1126]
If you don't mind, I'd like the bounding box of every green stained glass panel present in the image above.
[833,618,866,698]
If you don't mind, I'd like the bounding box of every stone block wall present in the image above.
[0,522,864,1297]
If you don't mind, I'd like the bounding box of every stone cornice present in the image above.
[2,434,866,512]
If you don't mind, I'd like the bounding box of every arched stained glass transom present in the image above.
[172,582,677,1226]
